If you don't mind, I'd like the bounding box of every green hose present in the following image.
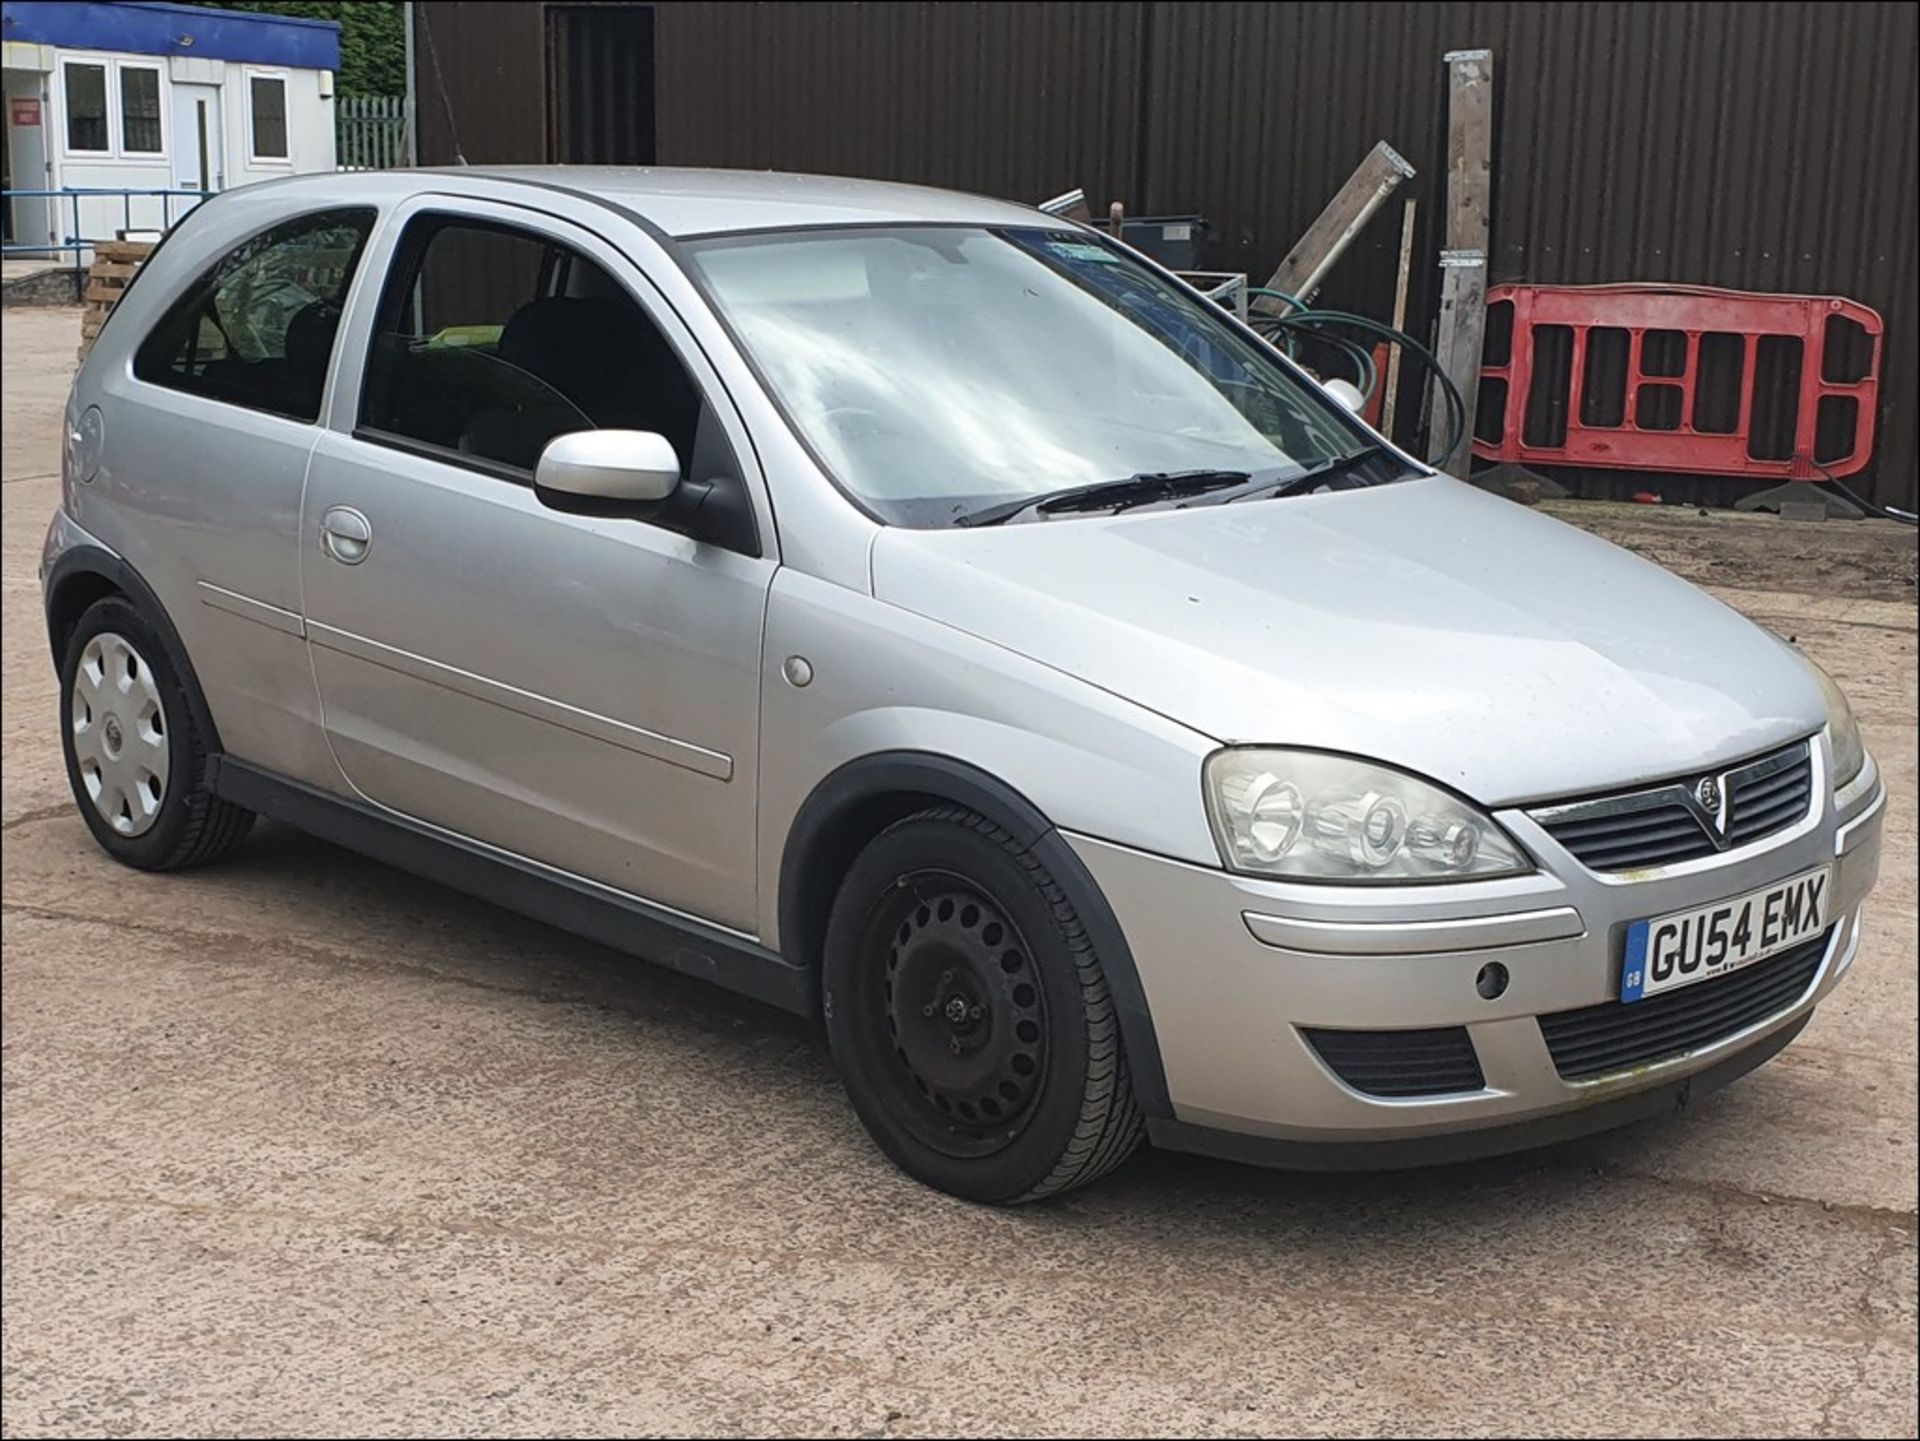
[1275,325,1379,400]
[1235,288,1376,402]
[1241,287,1469,465]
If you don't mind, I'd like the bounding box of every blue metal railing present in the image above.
[2,187,214,275]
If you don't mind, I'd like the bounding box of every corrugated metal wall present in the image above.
[548,4,658,164]
[1138,1,1917,507]
[413,1,546,163]
[413,1,1918,507]
[655,2,1146,216]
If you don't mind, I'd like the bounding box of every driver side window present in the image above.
[358,217,703,475]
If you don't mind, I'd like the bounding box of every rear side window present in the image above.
[133,208,375,422]
[358,217,701,474]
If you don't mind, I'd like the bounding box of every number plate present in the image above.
[1621,866,1830,1003]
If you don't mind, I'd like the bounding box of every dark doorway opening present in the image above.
[546,4,657,165]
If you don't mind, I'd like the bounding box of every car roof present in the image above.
[288,166,1052,238]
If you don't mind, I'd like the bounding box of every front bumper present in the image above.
[1068,738,1885,1161]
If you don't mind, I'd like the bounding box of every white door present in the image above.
[2,75,54,252]
[170,83,224,195]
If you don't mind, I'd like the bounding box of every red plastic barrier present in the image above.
[1473,283,1881,478]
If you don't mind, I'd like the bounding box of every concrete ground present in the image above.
[3,304,1915,1438]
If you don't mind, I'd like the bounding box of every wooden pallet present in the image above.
[78,241,156,361]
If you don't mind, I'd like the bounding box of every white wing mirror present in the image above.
[1320,377,1367,414]
[535,430,681,506]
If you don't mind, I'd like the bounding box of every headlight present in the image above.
[1204,749,1530,882]
[1807,660,1865,787]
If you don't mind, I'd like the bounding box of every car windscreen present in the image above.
[682,225,1374,527]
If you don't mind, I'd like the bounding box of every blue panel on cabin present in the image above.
[1,1,340,71]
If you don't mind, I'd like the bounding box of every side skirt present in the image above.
[211,757,814,1016]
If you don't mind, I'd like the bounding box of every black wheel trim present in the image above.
[857,867,1050,1160]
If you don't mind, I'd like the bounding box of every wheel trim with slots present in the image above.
[69,631,170,838]
[866,871,1050,1159]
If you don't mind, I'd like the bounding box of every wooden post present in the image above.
[1380,197,1418,442]
[1252,141,1415,316]
[1428,48,1494,473]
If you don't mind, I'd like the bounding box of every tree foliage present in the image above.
[178,2,407,98]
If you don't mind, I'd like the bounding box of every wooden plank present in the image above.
[80,238,152,326]
[1380,197,1419,442]
[1430,262,1489,466]
[1253,141,1416,315]
[1427,48,1494,473]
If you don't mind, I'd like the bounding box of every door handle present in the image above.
[319,506,372,565]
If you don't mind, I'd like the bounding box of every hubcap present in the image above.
[873,878,1048,1153]
[70,632,169,837]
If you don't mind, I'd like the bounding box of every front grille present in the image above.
[1531,741,1814,872]
[1727,746,1815,845]
[1539,930,1829,1081]
[1537,798,1719,870]
[1303,1025,1485,1097]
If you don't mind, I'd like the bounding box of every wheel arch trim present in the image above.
[779,750,1172,1117]
[43,542,225,757]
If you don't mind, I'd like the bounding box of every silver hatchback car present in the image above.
[42,169,1885,1202]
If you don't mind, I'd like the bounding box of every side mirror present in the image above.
[1320,377,1367,414]
[535,430,681,506]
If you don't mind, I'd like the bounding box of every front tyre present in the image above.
[823,806,1143,1202]
[59,596,253,870]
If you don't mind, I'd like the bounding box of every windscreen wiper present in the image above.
[1225,443,1400,504]
[954,469,1252,527]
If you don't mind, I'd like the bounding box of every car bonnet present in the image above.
[869,475,1825,807]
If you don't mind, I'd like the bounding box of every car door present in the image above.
[100,203,376,787]
[300,197,776,933]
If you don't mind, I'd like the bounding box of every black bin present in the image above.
[1117,215,1208,270]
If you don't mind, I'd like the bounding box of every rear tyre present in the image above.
[823,805,1143,1202]
[59,595,253,871]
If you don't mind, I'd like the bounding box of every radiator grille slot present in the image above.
[1303,1025,1485,1097]
[1539,931,1828,1080]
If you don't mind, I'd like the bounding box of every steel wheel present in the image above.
[867,871,1050,1159]
[69,630,169,838]
[824,807,1145,1202]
